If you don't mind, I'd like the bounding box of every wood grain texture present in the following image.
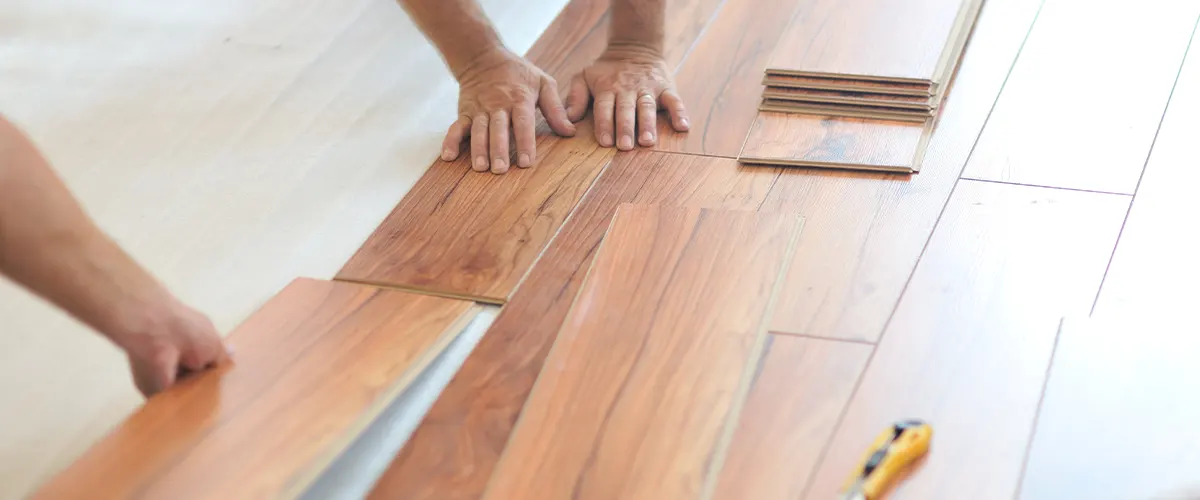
[337,122,613,303]
[1094,28,1200,316]
[1018,316,1200,500]
[711,335,871,500]
[766,0,969,83]
[482,204,802,500]
[760,0,1045,340]
[738,112,929,171]
[961,0,1200,194]
[368,151,781,500]
[655,0,805,156]
[32,278,477,499]
[802,181,1127,500]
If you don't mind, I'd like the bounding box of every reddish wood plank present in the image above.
[762,86,936,110]
[760,0,1044,340]
[738,112,929,171]
[803,181,1127,500]
[961,1,1199,194]
[367,151,780,500]
[32,278,476,499]
[1019,316,1200,499]
[481,204,802,500]
[711,335,871,500]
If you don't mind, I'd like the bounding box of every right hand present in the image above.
[440,48,576,174]
[113,301,231,398]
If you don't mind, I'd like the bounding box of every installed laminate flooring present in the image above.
[32,279,477,500]
[0,0,566,496]
[961,0,1200,194]
[481,205,802,500]
[802,181,1127,499]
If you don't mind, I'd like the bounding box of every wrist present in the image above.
[448,38,509,81]
[602,40,664,60]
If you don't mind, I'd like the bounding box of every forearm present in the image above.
[609,0,666,55]
[0,115,175,348]
[396,0,508,79]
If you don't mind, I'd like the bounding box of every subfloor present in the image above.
[5,0,1200,498]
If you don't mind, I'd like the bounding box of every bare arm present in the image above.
[395,0,505,79]
[610,0,666,55]
[0,115,228,397]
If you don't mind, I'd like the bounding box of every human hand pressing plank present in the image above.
[565,44,689,150]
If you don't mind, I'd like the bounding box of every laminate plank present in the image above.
[336,122,613,303]
[763,75,933,96]
[758,101,933,122]
[961,0,1199,194]
[802,181,1127,500]
[1018,316,1200,500]
[367,151,781,500]
[766,0,970,84]
[738,113,930,172]
[711,335,871,500]
[1094,28,1200,316]
[759,0,1045,340]
[482,204,802,500]
[655,0,805,156]
[32,278,478,499]
[762,86,936,111]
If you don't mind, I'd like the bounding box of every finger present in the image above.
[513,103,537,168]
[615,92,636,151]
[489,110,510,174]
[470,114,489,172]
[660,89,691,132]
[564,73,590,123]
[593,92,616,147]
[539,77,576,137]
[441,116,470,161]
[637,92,658,147]
[131,348,179,398]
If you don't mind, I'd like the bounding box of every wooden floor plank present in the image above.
[366,151,781,500]
[482,204,802,500]
[737,113,929,172]
[32,278,477,500]
[712,335,871,500]
[762,86,936,111]
[766,0,970,84]
[655,0,806,157]
[759,0,1045,341]
[802,181,1127,500]
[1093,29,1200,316]
[763,74,933,96]
[1018,316,1200,500]
[961,0,1199,194]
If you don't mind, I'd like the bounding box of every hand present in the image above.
[565,45,690,150]
[441,48,576,174]
[111,300,231,398]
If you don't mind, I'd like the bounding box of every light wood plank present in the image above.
[1093,28,1200,316]
[1018,316,1200,500]
[482,204,802,500]
[366,151,780,499]
[766,0,970,84]
[763,74,933,96]
[759,0,1044,340]
[961,0,1199,194]
[738,113,929,172]
[712,335,871,500]
[802,181,1127,500]
[655,0,806,156]
[762,86,936,110]
[32,278,477,499]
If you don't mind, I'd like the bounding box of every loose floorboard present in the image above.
[759,0,1045,341]
[801,181,1127,500]
[763,75,933,96]
[711,335,871,500]
[757,102,934,122]
[738,113,930,172]
[1093,30,1200,316]
[761,86,936,110]
[481,205,802,500]
[1018,316,1200,500]
[31,279,478,500]
[655,0,806,157]
[961,0,1200,194]
[367,151,782,500]
[766,0,970,84]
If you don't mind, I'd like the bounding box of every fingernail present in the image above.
[442,148,455,161]
[474,156,488,171]
[680,118,691,130]
[494,157,507,171]
[641,131,654,144]
[518,153,531,168]
[618,135,633,150]
[601,133,613,147]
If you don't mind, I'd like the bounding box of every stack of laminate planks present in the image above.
[759,0,984,121]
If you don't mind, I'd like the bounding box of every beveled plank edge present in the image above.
[735,157,916,174]
[757,103,934,122]
[283,302,486,498]
[333,277,508,305]
[765,69,935,87]
[762,77,935,96]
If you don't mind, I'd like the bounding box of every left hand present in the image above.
[565,45,690,150]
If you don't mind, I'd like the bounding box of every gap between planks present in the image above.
[768,330,878,346]
[332,277,507,305]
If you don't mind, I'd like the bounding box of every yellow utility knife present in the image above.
[838,419,932,500]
